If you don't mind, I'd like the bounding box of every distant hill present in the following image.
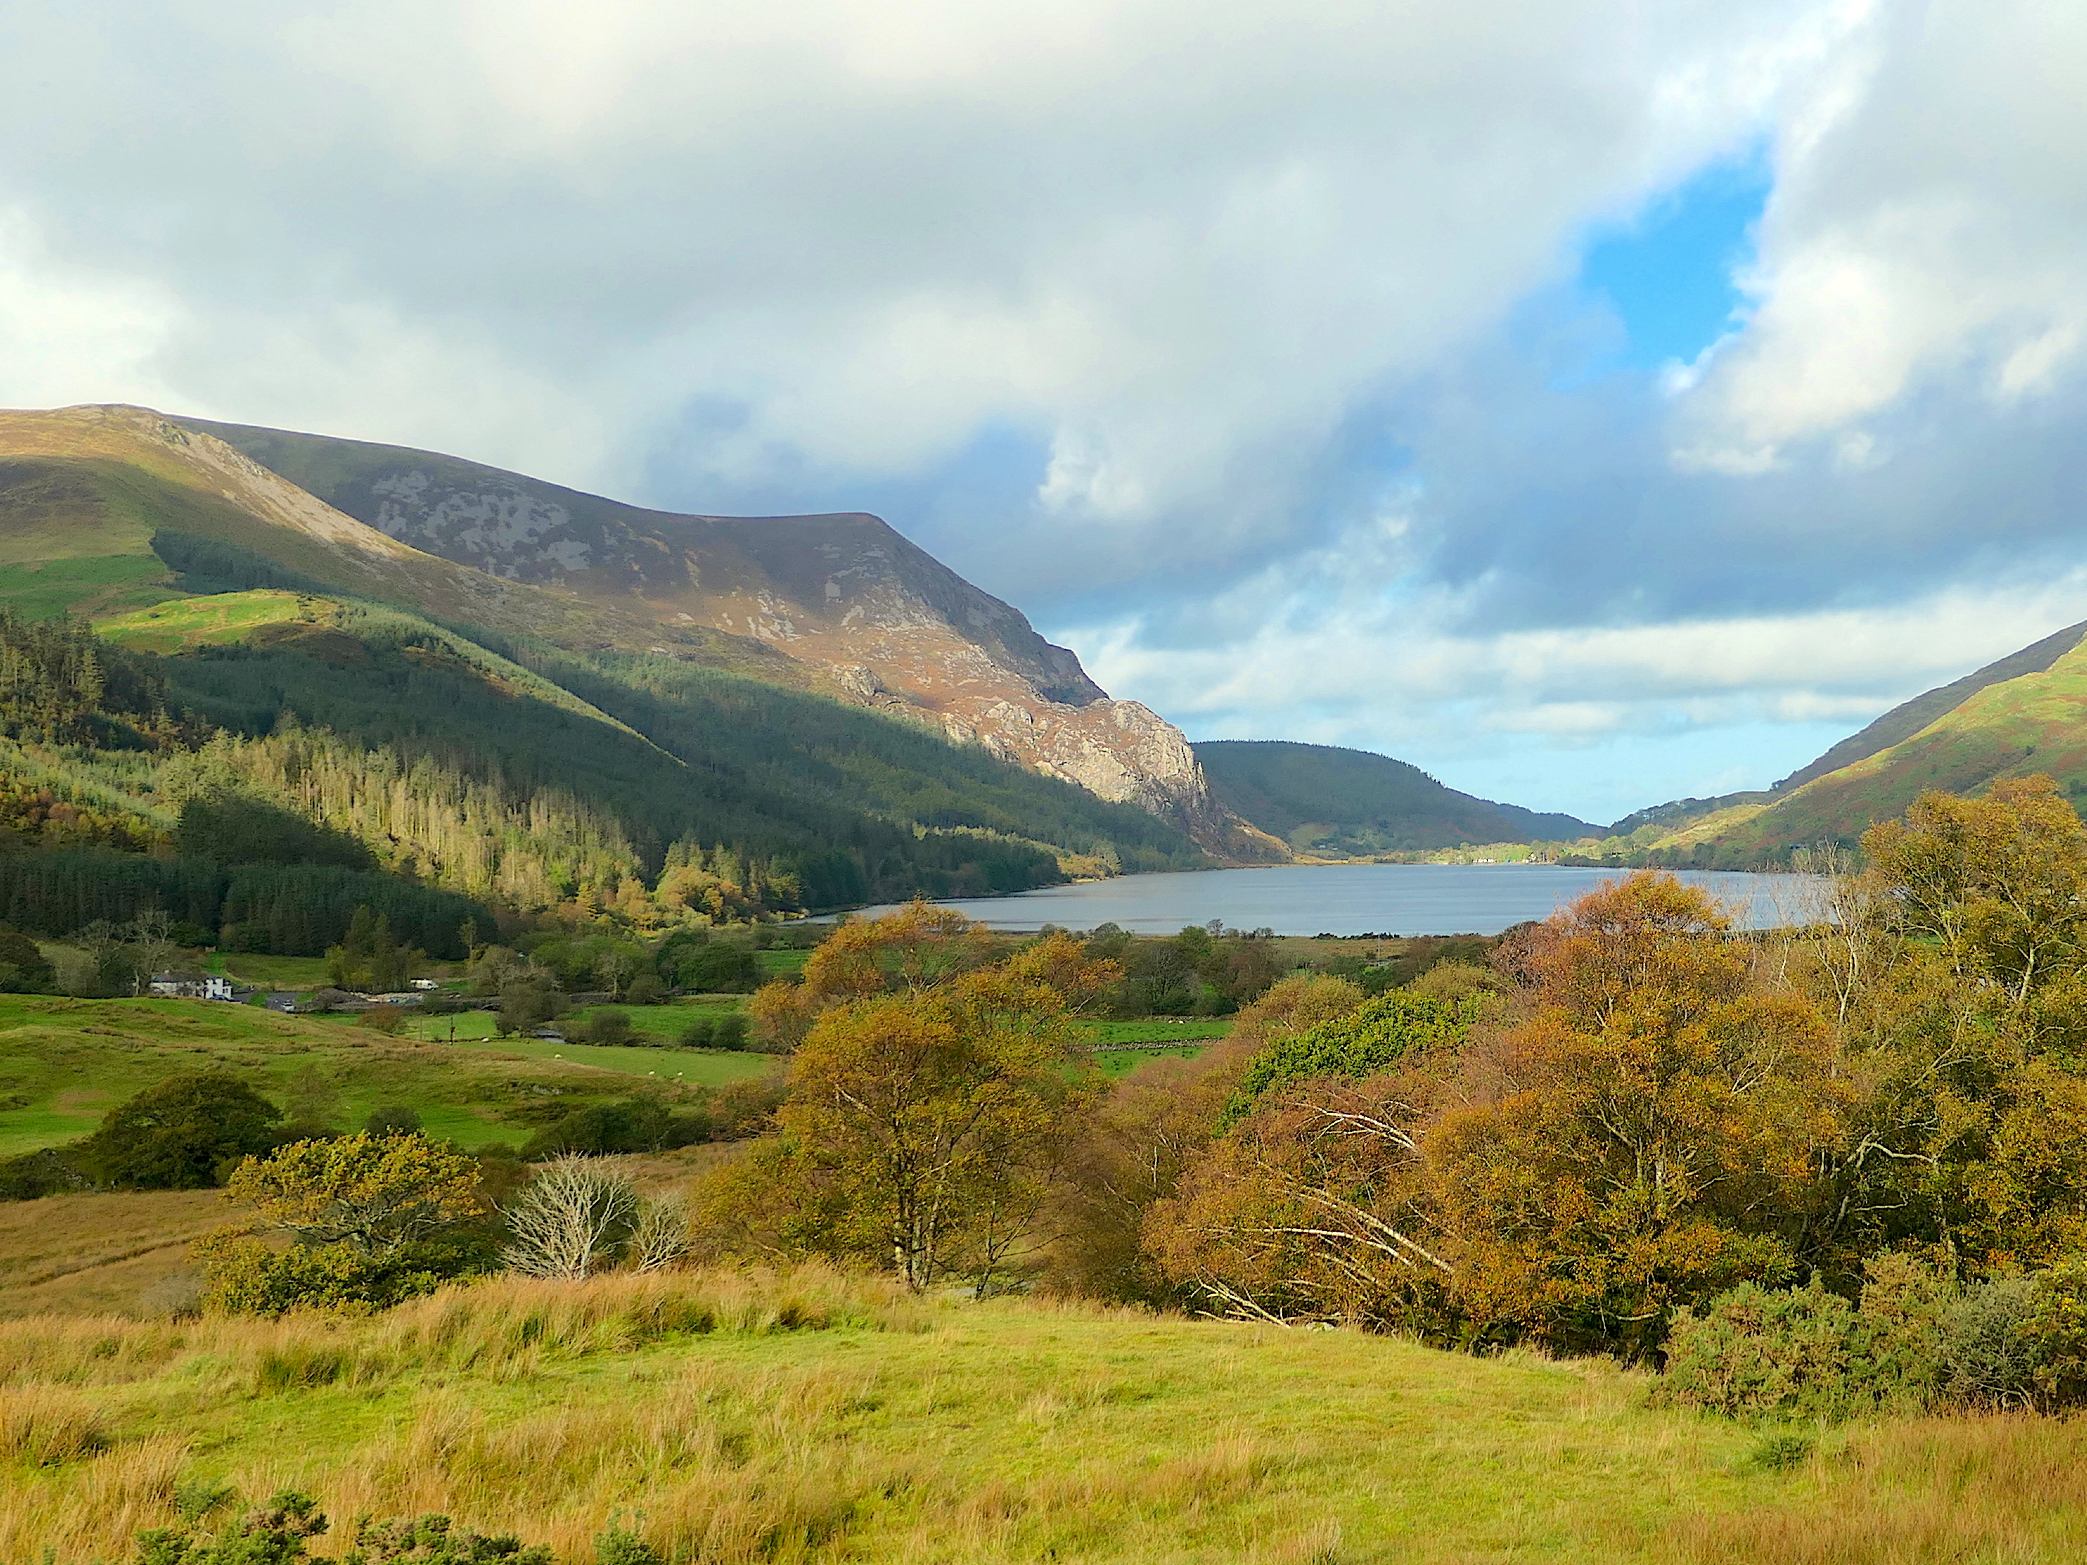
[1636,619,2087,866]
[0,404,1216,920]
[1195,740,1599,856]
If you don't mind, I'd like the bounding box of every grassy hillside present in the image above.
[1198,740,1597,856]
[0,996,773,1156]
[0,408,1206,917]
[1648,631,2087,865]
[6,1265,2087,1564]
[1778,618,2087,791]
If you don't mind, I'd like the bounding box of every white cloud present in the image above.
[0,0,1834,540]
[1063,570,2087,809]
[1679,0,2087,465]
[0,210,181,412]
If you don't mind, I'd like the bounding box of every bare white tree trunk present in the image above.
[630,1193,691,1272]
[501,1155,639,1278]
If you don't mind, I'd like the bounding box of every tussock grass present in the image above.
[0,1387,111,1465]
[7,1267,2087,1562]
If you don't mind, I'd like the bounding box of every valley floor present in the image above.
[6,1267,2087,1565]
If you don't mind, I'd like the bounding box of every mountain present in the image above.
[0,404,1213,918]
[178,417,1234,841]
[1775,618,2087,791]
[1638,619,2087,866]
[1195,740,1600,856]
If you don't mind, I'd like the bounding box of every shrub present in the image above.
[2021,1261,2087,1409]
[1657,1280,1861,1420]
[1227,990,1481,1122]
[1661,1261,2087,1419]
[0,1145,89,1201]
[1942,1276,2045,1409]
[132,1491,568,1565]
[663,936,760,993]
[196,1235,456,1317]
[364,1105,425,1138]
[580,1009,636,1047]
[0,926,55,993]
[135,1489,328,1565]
[360,1004,410,1035]
[79,1069,283,1190]
[1853,1253,1957,1409]
[496,979,565,1036]
[199,1134,493,1314]
[227,1134,489,1252]
[527,1094,713,1157]
[675,1016,716,1049]
[344,1514,549,1565]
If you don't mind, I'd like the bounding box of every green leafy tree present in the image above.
[79,1070,282,1189]
[226,1133,488,1255]
[0,925,55,992]
[199,1133,492,1314]
[326,905,422,993]
[738,961,1098,1291]
[497,978,566,1036]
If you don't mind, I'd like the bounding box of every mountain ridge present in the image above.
[1196,739,1600,856]
[0,403,1214,913]
[178,415,1244,844]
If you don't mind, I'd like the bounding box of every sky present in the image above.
[3,0,2085,824]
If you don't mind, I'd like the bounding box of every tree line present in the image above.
[0,584,1196,940]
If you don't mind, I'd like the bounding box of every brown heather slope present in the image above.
[181,416,1264,851]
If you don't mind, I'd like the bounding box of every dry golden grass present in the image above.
[5,1267,2087,1563]
[0,1187,222,1318]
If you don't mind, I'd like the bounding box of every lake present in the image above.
[859,863,1825,937]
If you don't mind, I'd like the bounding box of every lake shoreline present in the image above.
[849,861,1821,938]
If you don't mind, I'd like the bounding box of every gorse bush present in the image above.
[1658,1280,1862,1420]
[199,1134,495,1315]
[1661,1259,2087,1418]
[1225,989,1484,1122]
[130,1490,665,1565]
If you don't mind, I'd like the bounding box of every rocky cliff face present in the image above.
[186,420,1243,847]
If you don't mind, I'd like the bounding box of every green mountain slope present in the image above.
[0,406,1206,923]
[1648,622,2087,865]
[176,415,1235,840]
[1778,619,2087,790]
[1195,740,1598,856]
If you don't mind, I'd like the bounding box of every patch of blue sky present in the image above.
[1573,149,1771,375]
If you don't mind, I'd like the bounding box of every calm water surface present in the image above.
[862,863,1823,937]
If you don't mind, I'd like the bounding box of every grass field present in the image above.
[389,999,748,1045]
[756,946,811,977]
[0,997,767,1155]
[1095,1046,1207,1077]
[0,554,176,621]
[1081,1017,1232,1045]
[0,1187,223,1318]
[559,999,749,1039]
[6,1265,2087,1564]
[202,952,335,988]
[444,1036,774,1088]
[94,587,309,651]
